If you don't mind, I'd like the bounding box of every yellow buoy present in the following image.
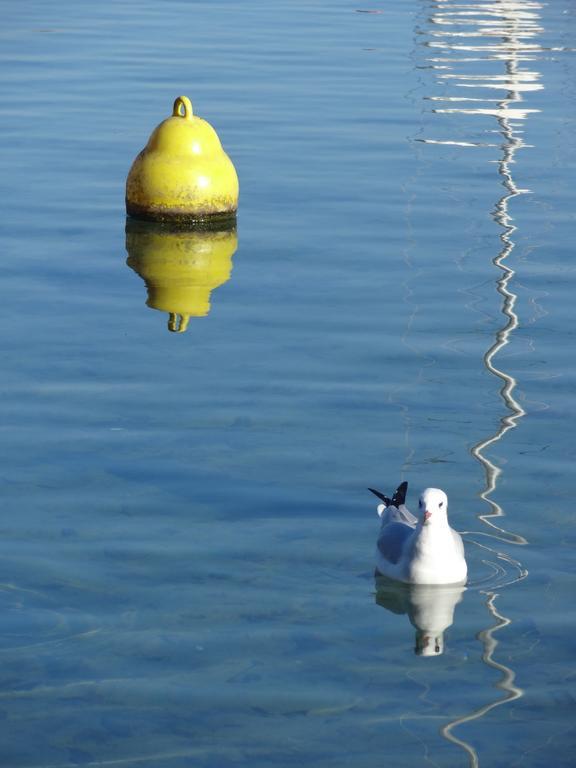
[125,219,238,333]
[126,95,238,225]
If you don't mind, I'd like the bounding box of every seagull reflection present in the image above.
[375,574,465,656]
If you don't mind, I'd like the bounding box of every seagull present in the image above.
[368,482,467,585]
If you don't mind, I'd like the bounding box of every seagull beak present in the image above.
[424,511,432,522]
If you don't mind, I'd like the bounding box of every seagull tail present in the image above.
[391,481,408,508]
[368,488,392,506]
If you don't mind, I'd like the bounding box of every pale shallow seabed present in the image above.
[0,1,575,766]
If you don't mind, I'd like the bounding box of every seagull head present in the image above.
[415,631,444,656]
[418,488,448,526]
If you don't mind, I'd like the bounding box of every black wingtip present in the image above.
[391,481,408,507]
[368,488,392,506]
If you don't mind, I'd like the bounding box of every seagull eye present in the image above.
[439,502,444,508]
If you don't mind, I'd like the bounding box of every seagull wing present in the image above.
[377,522,413,565]
[395,504,418,526]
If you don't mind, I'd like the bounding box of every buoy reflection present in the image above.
[125,219,238,333]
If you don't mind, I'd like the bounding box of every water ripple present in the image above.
[413,0,566,764]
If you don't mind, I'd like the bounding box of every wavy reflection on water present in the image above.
[470,117,529,548]
[416,0,552,764]
[441,592,523,767]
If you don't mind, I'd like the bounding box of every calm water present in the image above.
[1,1,575,765]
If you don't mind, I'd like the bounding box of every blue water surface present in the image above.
[0,1,575,766]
